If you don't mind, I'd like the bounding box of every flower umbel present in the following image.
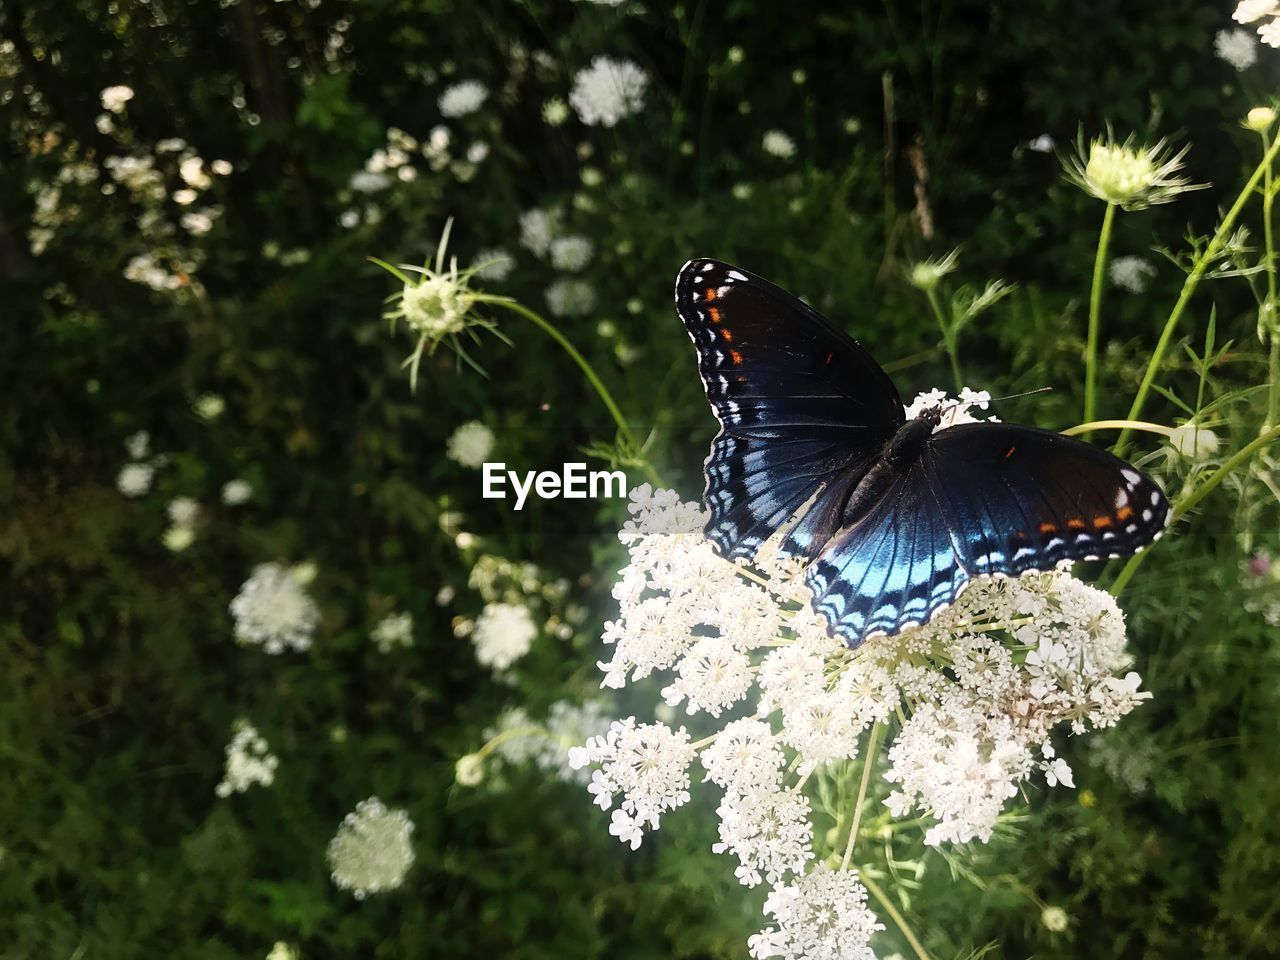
[1065,133,1205,210]
[326,797,415,898]
[373,220,509,391]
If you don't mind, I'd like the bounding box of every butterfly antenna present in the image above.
[987,386,1053,404]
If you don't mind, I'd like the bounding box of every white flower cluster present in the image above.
[1109,255,1156,293]
[472,601,537,671]
[117,430,156,498]
[371,611,414,653]
[1234,0,1280,48]
[1216,27,1259,69]
[570,392,1152,957]
[568,57,647,127]
[215,722,279,797]
[230,562,320,654]
[326,796,415,899]
[446,421,495,468]
[471,698,613,786]
[164,495,200,552]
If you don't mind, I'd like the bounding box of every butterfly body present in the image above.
[675,258,1171,647]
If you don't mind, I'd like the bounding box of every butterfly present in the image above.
[675,259,1171,647]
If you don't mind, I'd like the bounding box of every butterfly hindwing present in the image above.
[924,422,1171,577]
[676,259,904,560]
[805,461,969,642]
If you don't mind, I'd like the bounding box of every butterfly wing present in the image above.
[805,460,969,644]
[923,422,1171,576]
[675,259,904,561]
[806,423,1170,647]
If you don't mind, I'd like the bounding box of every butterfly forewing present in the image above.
[923,422,1171,576]
[676,259,903,560]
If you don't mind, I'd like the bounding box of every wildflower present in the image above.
[1235,0,1279,24]
[1041,906,1070,932]
[179,156,212,190]
[1065,134,1204,210]
[265,944,297,960]
[545,278,596,317]
[349,170,391,193]
[377,221,499,391]
[471,248,513,282]
[569,57,648,127]
[906,249,959,291]
[100,85,134,113]
[211,159,233,176]
[550,235,593,272]
[117,462,155,498]
[484,699,613,785]
[446,421,495,468]
[163,525,195,552]
[1246,106,1277,133]
[542,97,569,126]
[748,866,883,960]
[519,207,562,257]
[124,430,150,460]
[164,498,197,529]
[455,753,485,786]
[215,722,278,797]
[371,611,413,653]
[221,479,253,505]
[472,601,537,671]
[438,80,488,118]
[327,797,415,898]
[230,562,320,654]
[1167,423,1221,459]
[1028,134,1055,153]
[1216,28,1259,70]
[572,418,1152,955]
[194,393,225,421]
[1109,255,1157,293]
[762,130,796,159]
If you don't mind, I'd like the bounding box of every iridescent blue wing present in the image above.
[923,422,1171,575]
[805,461,969,645]
[675,259,904,561]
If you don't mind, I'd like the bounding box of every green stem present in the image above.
[926,287,962,390]
[1263,130,1280,430]
[862,872,933,960]
[1115,133,1280,457]
[1061,419,1173,438]
[487,298,661,485]
[841,721,883,871]
[1110,425,1280,595]
[1084,202,1118,431]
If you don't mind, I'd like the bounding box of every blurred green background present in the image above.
[3,0,1280,957]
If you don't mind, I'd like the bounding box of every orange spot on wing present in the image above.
[729,349,744,365]
[721,329,733,342]
[704,287,717,301]
[1066,518,1086,530]
[823,351,834,366]
[1002,445,1016,460]
[1039,522,1057,535]
[708,306,722,323]
[1092,515,1113,529]
[1116,506,1134,521]
[1013,530,1027,540]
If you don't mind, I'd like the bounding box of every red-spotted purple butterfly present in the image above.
[675,259,1171,647]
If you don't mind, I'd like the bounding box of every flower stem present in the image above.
[1110,425,1280,595]
[1262,130,1280,431]
[487,297,662,485]
[926,287,962,390]
[1115,133,1280,457]
[841,720,883,871]
[1084,202,1118,431]
[1061,419,1173,438]
[862,872,933,960]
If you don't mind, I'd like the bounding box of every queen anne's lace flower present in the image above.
[762,130,796,159]
[438,80,488,118]
[1216,27,1259,69]
[749,866,883,960]
[447,421,495,468]
[569,57,648,127]
[117,462,154,498]
[472,601,537,671]
[371,611,413,652]
[326,797,415,898]
[572,390,1153,958]
[1110,255,1157,293]
[215,722,278,797]
[230,562,319,654]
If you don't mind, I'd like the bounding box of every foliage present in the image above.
[2,0,1279,957]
